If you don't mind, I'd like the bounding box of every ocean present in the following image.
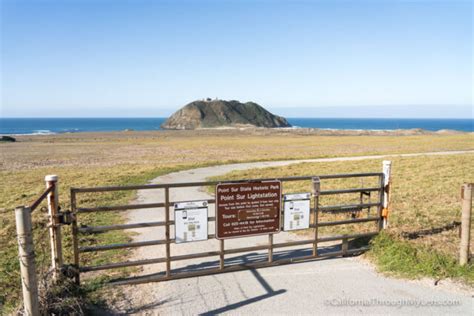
[0,118,472,135]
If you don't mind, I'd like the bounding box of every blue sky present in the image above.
[1,0,472,118]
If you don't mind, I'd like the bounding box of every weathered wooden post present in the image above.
[460,183,472,266]
[45,175,63,280]
[382,161,392,229]
[15,206,40,316]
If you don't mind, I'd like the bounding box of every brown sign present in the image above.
[215,181,281,239]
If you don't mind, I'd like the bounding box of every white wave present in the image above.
[30,130,56,135]
[5,132,56,136]
[1,131,57,136]
[275,126,302,129]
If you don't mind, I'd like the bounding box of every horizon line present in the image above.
[1,116,472,120]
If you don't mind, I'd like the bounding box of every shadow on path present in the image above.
[199,251,288,316]
[113,243,362,314]
[199,267,286,315]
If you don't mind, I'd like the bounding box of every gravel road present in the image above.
[114,151,473,315]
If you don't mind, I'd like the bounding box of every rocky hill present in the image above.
[161,99,291,130]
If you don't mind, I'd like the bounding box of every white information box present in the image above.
[174,200,208,244]
[283,193,311,231]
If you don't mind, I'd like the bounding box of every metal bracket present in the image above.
[56,209,74,225]
[312,177,321,197]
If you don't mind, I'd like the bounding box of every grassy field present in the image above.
[2,130,473,171]
[209,153,474,283]
[0,130,473,312]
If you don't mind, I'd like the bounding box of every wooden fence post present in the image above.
[15,206,40,316]
[45,175,63,280]
[382,161,392,229]
[460,183,472,266]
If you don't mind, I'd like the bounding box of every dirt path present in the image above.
[115,150,473,315]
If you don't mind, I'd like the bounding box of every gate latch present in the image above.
[56,208,74,225]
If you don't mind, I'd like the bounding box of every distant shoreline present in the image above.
[1,117,472,135]
[1,128,470,136]
[3,127,471,138]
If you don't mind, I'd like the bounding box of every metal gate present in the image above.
[70,169,389,286]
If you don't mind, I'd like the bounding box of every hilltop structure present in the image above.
[161,99,291,130]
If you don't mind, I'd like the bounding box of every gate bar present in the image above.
[316,216,380,227]
[319,202,380,212]
[78,221,168,233]
[29,185,54,212]
[79,239,168,253]
[77,202,166,213]
[318,232,377,243]
[78,215,380,235]
[79,217,219,233]
[80,257,167,272]
[77,200,214,213]
[71,173,383,193]
[319,187,381,195]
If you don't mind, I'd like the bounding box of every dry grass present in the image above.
[1,130,472,171]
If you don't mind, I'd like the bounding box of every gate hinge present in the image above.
[56,209,74,225]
